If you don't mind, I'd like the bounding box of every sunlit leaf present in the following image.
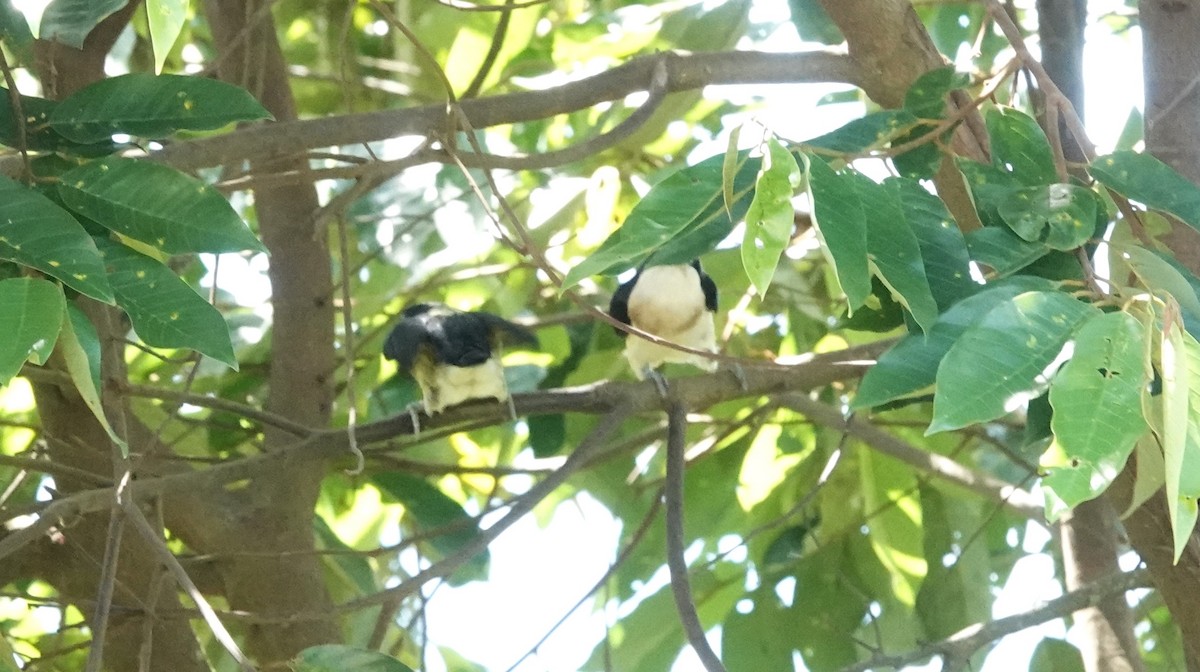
[146,0,188,74]
[860,450,925,605]
[997,183,1099,250]
[1091,150,1200,231]
[59,157,265,254]
[0,278,64,384]
[95,238,238,368]
[0,176,113,302]
[1029,639,1085,672]
[562,152,761,288]
[850,172,938,332]
[855,277,1057,408]
[786,0,842,44]
[742,137,801,296]
[1159,302,1200,563]
[49,73,271,143]
[929,290,1098,433]
[0,1,33,61]
[1043,312,1148,513]
[807,155,870,309]
[59,304,127,454]
[986,106,1058,186]
[1114,243,1200,318]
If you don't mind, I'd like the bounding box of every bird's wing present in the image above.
[476,311,539,349]
[382,318,430,373]
[608,274,636,335]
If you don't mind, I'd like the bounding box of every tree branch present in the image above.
[146,50,858,173]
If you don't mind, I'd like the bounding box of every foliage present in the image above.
[0,0,1188,671]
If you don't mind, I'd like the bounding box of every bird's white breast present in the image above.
[424,358,508,413]
[623,264,717,376]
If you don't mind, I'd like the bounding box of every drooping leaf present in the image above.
[59,304,127,454]
[986,106,1058,187]
[59,157,265,254]
[860,450,926,605]
[850,172,938,332]
[49,73,271,143]
[807,155,871,309]
[0,176,113,303]
[562,151,761,288]
[38,0,125,49]
[855,276,1058,408]
[1113,243,1200,319]
[803,110,919,154]
[888,178,976,310]
[294,645,415,672]
[1091,150,1200,232]
[1029,639,1085,672]
[94,238,238,368]
[1159,302,1200,563]
[146,0,189,74]
[997,183,1099,250]
[929,290,1098,433]
[1043,311,1148,513]
[0,278,64,384]
[742,137,801,296]
[372,472,489,583]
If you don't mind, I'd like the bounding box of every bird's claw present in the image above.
[406,401,424,437]
[730,363,748,391]
[505,395,518,422]
[645,368,670,400]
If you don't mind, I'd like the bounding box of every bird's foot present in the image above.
[505,395,518,422]
[645,367,670,400]
[729,362,749,391]
[405,401,425,437]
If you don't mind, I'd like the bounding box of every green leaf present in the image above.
[38,0,125,49]
[929,290,1098,433]
[372,472,489,583]
[49,73,271,143]
[0,278,64,384]
[904,66,971,119]
[850,172,938,332]
[94,238,238,368]
[1091,151,1200,232]
[0,90,119,154]
[965,226,1050,276]
[1043,312,1148,512]
[0,2,33,65]
[986,106,1058,186]
[807,155,871,309]
[1029,639,1085,672]
[1159,308,1200,563]
[742,137,801,296]
[59,304,127,454]
[722,590,796,670]
[888,178,976,310]
[786,0,842,44]
[803,110,919,153]
[915,485,990,640]
[860,450,925,605]
[957,158,1024,229]
[59,157,265,254]
[146,0,188,74]
[294,645,415,672]
[1114,243,1200,318]
[0,176,114,303]
[997,184,1098,250]
[854,277,1058,409]
[562,152,761,288]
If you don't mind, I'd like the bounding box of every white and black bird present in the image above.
[608,260,719,387]
[383,303,538,420]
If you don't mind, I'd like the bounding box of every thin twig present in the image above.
[461,4,512,99]
[664,401,727,672]
[0,47,31,181]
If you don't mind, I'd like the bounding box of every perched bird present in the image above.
[608,259,719,388]
[383,303,538,422]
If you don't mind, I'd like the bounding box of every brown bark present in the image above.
[815,0,987,232]
[1142,0,1200,272]
[197,0,341,663]
[1037,2,1143,670]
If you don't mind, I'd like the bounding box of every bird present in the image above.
[383,303,538,428]
[608,259,719,393]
